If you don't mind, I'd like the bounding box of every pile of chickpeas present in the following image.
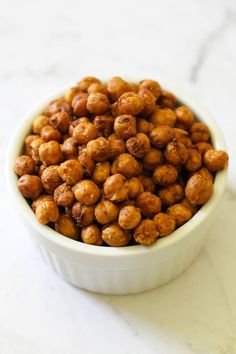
[14,76,228,247]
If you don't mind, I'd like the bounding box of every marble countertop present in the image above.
[1,0,236,353]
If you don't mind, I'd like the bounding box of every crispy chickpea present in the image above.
[164,140,188,165]
[39,141,63,166]
[55,214,79,240]
[32,115,49,134]
[32,194,54,211]
[86,137,110,161]
[180,198,199,215]
[138,88,156,117]
[34,198,59,224]
[92,161,110,185]
[114,153,142,178]
[134,219,159,246]
[78,76,101,92]
[102,223,131,247]
[38,164,47,178]
[137,192,161,217]
[107,133,126,159]
[87,82,108,95]
[118,206,141,229]
[24,135,39,156]
[30,137,44,163]
[61,137,78,158]
[153,212,176,237]
[78,152,95,176]
[58,159,83,185]
[153,164,178,186]
[193,167,214,182]
[73,121,98,145]
[81,225,103,245]
[71,202,95,227]
[142,148,163,171]
[138,175,155,193]
[93,115,114,137]
[129,82,139,93]
[87,93,110,115]
[73,180,100,205]
[14,155,35,176]
[184,147,202,172]
[137,118,153,134]
[151,108,176,127]
[54,183,75,207]
[117,92,144,115]
[173,128,192,146]
[150,125,174,148]
[110,102,121,118]
[40,125,62,142]
[18,175,43,200]
[95,200,119,224]
[195,142,213,155]
[128,177,144,199]
[49,111,72,133]
[203,149,228,172]
[41,165,62,194]
[44,99,72,117]
[126,133,150,158]
[68,117,90,136]
[118,199,136,208]
[139,79,162,99]
[167,204,192,227]
[158,183,184,207]
[114,114,137,140]
[72,93,88,117]
[175,106,194,129]
[103,174,129,202]
[158,90,177,109]
[64,86,82,104]
[107,77,130,102]
[185,174,213,205]
[190,122,210,143]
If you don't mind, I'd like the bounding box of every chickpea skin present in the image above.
[192,167,214,182]
[61,137,78,159]
[32,115,49,134]
[39,141,63,166]
[107,77,130,101]
[153,212,176,237]
[184,147,202,172]
[95,200,119,224]
[64,86,82,104]
[107,133,126,159]
[190,122,210,143]
[137,118,153,134]
[134,219,159,246]
[203,149,228,171]
[139,79,162,99]
[49,111,72,133]
[175,106,194,129]
[158,183,184,207]
[185,174,213,205]
[103,174,129,202]
[86,137,110,161]
[150,125,174,148]
[136,192,162,217]
[151,108,176,127]
[158,90,177,109]
[72,93,88,117]
[173,128,192,146]
[73,180,100,205]
[128,177,144,199]
[78,76,101,92]
[55,214,79,240]
[44,99,72,117]
[18,175,43,200]
[41,125,62,142]
[58,159,83,185]
[114,114,137,140]
[41,165,62,194]
[195,142,213,155]
[164,140,188,165]
[114,153,142,178]
[87,82,108,95]
[73,121,98,145]
[117,92,144,115]
[126,133,150,158]
[71,202,95,227]
[54,183,75,207]
[142,148,163,171]
[167,204,192,227]
[24,135,40,156]
[87,93,110,115]
[118,206,141,230]
[138,88,156,117]
[81,225,103,245]
[30,137,44,163]
[78,152,95,176]
[138,175,155,193]
[92,161,110,185]
[153,164,178,186]
[34,198,59,224]
[93,115,114,137]
[102,223,131,247]
[180,198,199,216]
[14,155,35,176]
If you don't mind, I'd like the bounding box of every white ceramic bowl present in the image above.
[6,85,227,295]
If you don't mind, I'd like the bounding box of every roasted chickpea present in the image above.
[73,180,100,205]
[142,148,163,171]
[78,152,95,176]
[72,93,88,117]
[128,177,144,199]
[24,135,39,156]
[55,214,79,240]
[68,117,89,136]
[87,82,108,95]
[49,111,72,133]
[153,164,178,186]
[134,219,159,246]
[114,114,137,140]
[185,174,213,205]
[103,174,129,202]
[137,118,153,134]
[92,161,110,185]
[114,153,142,178]
[34,197,59,224]
[138,175,155,193]
[195,142,213,155]
[44,99,72,117]
[81,224,103,245]
[107,77,130,102]
[126,133,150,158]
[184,147,202,172]
[118,206,141,230]
[150,125,174,148]
[153,212,176,237]
[61,137,78,158]
[32,194,54,211]
[73,121,98,145]
[167,204,192,227]
[41,165,62,194]
[151,108,176,127]
[39,141,63,166]
[203,149,228,171]
[71,202,95,227]
[139,79,162,99]
[87,93,110,115]
[136,192,161,217]
[102,223,131,247]
[64,86,82,104]
[158,90,177,109]
[18,175,43,200]
[95,200,119,224]
[129,82,139,93]
[40,125,62,142]
[54,183,75,207]
[190,122,210,143]
[138,88,156,117]
[175,106,194,128]
[30,137,44,163]
[117,92,144,115]
[86,137,110,161]
[158,183,184,207]
[164,140,188,165]
[78,76,101,92]
[107,133,126,159]
[180,198,199,215]
[38,164,47,178]
[14,155,35,176]
[58,159,83,185]
[110,102,121,118]
[93,115,114,137]
[192,167,214,182]
[173,128,192,146]
[32,115,49,134]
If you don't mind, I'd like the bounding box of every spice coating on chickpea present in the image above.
[117,92,144,115]
[55,214,79,240]
[39,140,63,166]
[190,122,210,143]
[87,83,108,95]
[41,125,61,142]
[73,180,100,206]
[137,192,162,217]
[158,91,177,109]
[73,121,98,145]
[35,199,59,224]
[150,125,174,148]
[138,88,156,117]
[185,174,213,205]
[102,223,131,247]
[41,166,62,194]
[49,111,72,133]
[193,167,214,182]
[92,161,110,185]
[139,79,162,99]
[81,225,103,245]
[78,76,101,92]
[64,86,82,104]
[44,99,72,117]
[86,93,110,115]
[78,152,95,176]
[14,155,35,176]
[151,108,176,127]
[158,183,184,207]
[138,175,155,193]
[71,202,95,227]
[58,159,83,185]
[134,219,159,246]
[103,174,129,202]
[195,142,213,155]
[86,137,110,161]
[137,118,153,134]
[173,128,192,146]
[114,153,141,178]
[180,198,199,215]
[203,149,228,171]
[18,175,43,200]
[61,137,78,158]
[175,106,194,128]
[153,212,176,237]
[107,77,130,101]
[126,133,150,158]
[107,133,126,159]
[167,204,192,227]
[164,140,188,165]
[184,147,202,172]
[24,135,40,156]
[153,164,178,186]
[72,93,88,117]
[32,115,49,134]
[118,206,141,230]
[114,115,137,140]
[93,115,114,137]
[95,200,119,224]
[142,148,163,171]
[54,183,75,207]
[30,137,44,163]
[128,177,144,199]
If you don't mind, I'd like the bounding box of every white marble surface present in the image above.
[1,0,236,353]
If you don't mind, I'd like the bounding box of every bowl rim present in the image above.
[5,82,228,258]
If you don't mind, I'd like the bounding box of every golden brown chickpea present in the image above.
[24,135,40,156]
[118,199,136,208]
[136,192,161,217]
[54,183,75,207]
[184,147,202,172]
[41,165,62,194]
[164,140,188,165]
[93,115,114,137]
[34,198,59,224]
[134,219,159,246]
[118,206,141,229]
[102,223,131,247]
[142,148,163,171]
[192,167,214,182]
[137,118,153,134]
[92,161,110,185]
[158,90,177,109]
[175,106,194,129]
[107,77,130,102]
[38,164,47,178]
[173,128,192,146]
[138,88,156,117]
[78,76,101,92]
[129,82,139,93]
[58,159,83,185]
[61,137,78,158]
[32,194,54,211]
[195,142,213,155]
[73,121,97,145]
[190,122,210,143]
[153,212,176,237]
[68,117,89,136]
[78,152,95,176]
[72,93,88,117]
[139,79,162,99]
[107,133,126,159]
[18,174,43,200]
[87,82,108,95]
[128,177,144,199]
[73,180,100,205]
[55,214,79,240]
[117,92,144,115]
[114,114,137,140]
[185,174,213,205]
[126,133,150,158]
[167,204,192,227]
[203,149,228,172]
[114,153,141,178]
[153,164,178,186]
[86,137,110,161]
[49,111,72,133]
[180,198,199,215]
[95,200,119,224]
[110,102,121,118]
[39,141,63,166]
[44,99,72,117]
[64,86,82,104]
[150,125,174,148]
[138,175,155,193]
[81,224,103,245]
[30,137,44,163]
[40,125,62,142]
[14,155,35,176]
[71,202,95,227]
[151,108,176,127]
[32,115,49,134]
[86,93,110,115]
[158,183,184,207]
[103,174,129,202]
